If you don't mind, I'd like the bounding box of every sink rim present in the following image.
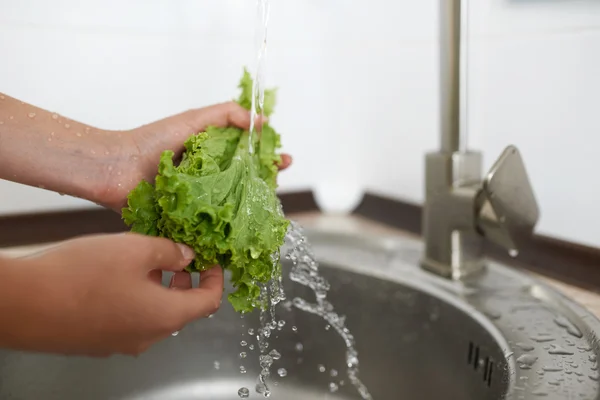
[298,226,600,400]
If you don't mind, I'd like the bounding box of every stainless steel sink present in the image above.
[1,227,599,399]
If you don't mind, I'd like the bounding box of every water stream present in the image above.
[248,0,270,155]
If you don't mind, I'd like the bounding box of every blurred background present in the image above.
[0,0,598,249]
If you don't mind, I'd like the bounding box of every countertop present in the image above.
[1,211,600,319]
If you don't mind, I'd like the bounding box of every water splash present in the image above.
[285,221,373,399]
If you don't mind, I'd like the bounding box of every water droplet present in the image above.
[295,343,303,352]
[329,382,339,393]
[249,344,255,351]
[0,95,4,100]
[213,361,220,370]
[85,127,90,133]
[64,124,70,129]
[516,342,535,352]
[269,349,281,360]
[171,330,179,336]
[239,365,246,374]
[548,344,574,355]
[27,112,36,118]
[277,320,285,328]
[51,113,58,120]
[240,352,247,359]
[238,387,250,398]
[255,382,269,397]
[318,364,326,373]
[108,165,113,171]
[0,121,3,125]
[589,354,597,362]
[292,326,298,332]
[325,324,331,331]
[509,249,519,258]
[530,334,555,343]
[241,340,247,347]
[9,116,14,120]
[76,132,82,137]
[248,328,255,335]
[277,368,287,377]
[517,354,538,369]
[554,316,583,338]
[330,369,338,377]
[542,366,563,372]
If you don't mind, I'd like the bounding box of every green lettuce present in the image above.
[122,69,289,313]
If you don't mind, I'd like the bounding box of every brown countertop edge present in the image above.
[0,190,599,296]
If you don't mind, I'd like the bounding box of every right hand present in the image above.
[0,233,223,357]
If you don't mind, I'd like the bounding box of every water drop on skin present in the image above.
[28,112,36,118]
[64,124,70,129]
[52,113,58,120]
[76,132,82,137]
[9,116,13,120]
[0,95,4,100]
[171,331,179,336]
[0,121,3,125]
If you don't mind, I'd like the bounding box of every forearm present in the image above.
[0,256,40,351]
[0,93,115,203]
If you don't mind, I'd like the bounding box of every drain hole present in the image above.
[468,342,474,364]
[483,357,489,378]
[467,342,494,387]
[486,361,494,387]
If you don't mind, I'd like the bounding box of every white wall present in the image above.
[0,1,599,248]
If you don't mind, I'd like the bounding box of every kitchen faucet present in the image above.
[421,0,540,279]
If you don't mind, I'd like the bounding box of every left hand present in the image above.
[94,101,292,211]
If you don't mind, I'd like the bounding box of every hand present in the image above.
[95,101,292,211]
[0,233,223,357]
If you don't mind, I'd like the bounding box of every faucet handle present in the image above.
[476,145,540,254]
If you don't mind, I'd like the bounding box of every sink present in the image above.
[1,226,599,399]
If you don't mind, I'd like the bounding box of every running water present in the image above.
[248,0,270,155]
[284,221,373,400]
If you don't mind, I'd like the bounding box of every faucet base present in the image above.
[420,150,486,280]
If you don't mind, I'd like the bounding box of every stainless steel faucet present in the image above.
[421,0,540,279]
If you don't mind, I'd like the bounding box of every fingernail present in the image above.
[177,244,195,261]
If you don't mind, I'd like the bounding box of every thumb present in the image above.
[169,266,225,322]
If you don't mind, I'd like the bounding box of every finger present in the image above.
[278,154,292,170]
[124,234,195,272]
[184,102,267,132]
[169,271,192,290]
[148,270,163,285]
[173,266,224,322]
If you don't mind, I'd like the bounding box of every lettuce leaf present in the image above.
[122,68,289,313]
